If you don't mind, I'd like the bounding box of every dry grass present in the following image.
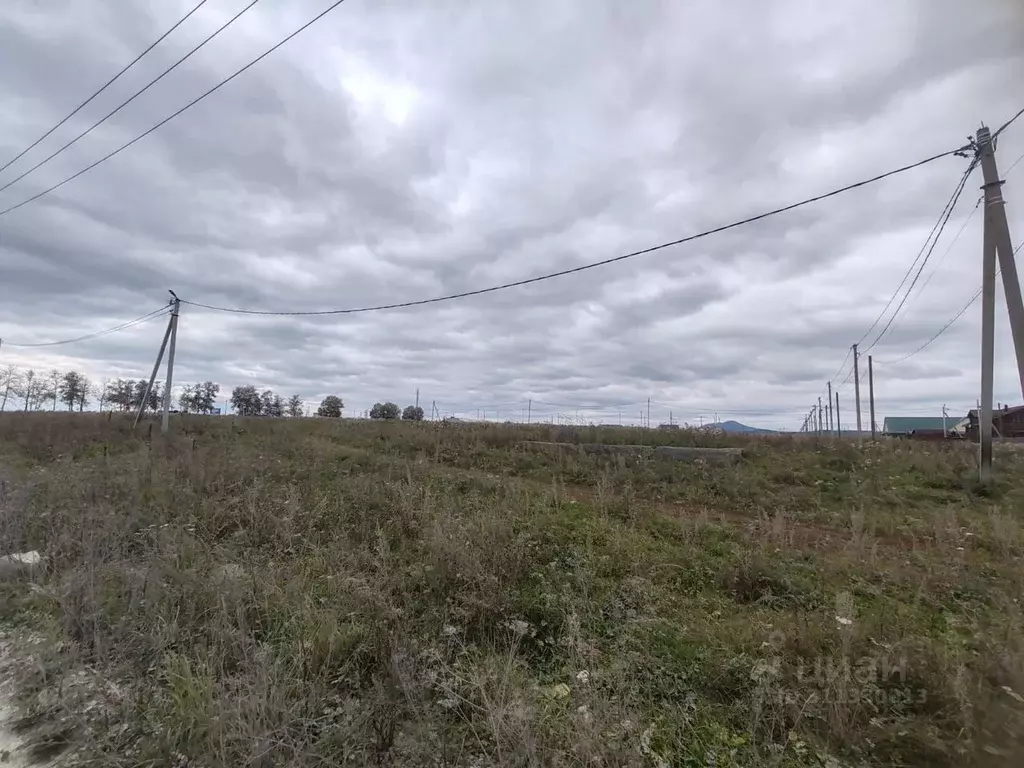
[0,412,1022,766]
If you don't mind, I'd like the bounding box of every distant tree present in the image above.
[94,379,108,411]
[179,381,220,414]
[231,385,262,416]
[317,395,343,418]
[129,380,161,412]
[260,390,284,417]
[47,370,62,411]
[198,381,220,414]
[132,380,147,410]
[402,405,424,421]
[287,394,304,418]
[0,365,19,412]
[179,385,197,413]
[59,371,87,411]
[107,379,134,412]
[370,401,400,420]
[15,369,39,411]
[76,375,91,412]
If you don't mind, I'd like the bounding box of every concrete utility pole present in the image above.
[161,295,180,436]
[835,391,841,435]
[977,125,1024,399]
[527,399,531,424]
[817,397,823,434]
[942,404,948,437]
[134,303,175,428]
[852,344,862,434]
[868,355,876,440]
[826,382,833,434]
[980,183,998,484]
[647,398,651,429]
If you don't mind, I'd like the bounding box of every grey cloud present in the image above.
[1,0,1022,427]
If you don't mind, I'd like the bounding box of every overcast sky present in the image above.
[1,0,1022,428]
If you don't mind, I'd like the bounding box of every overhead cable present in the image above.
[0,0,349,218]
[0,0,209,178]
[829,346,852,386]
[853,160,975,348]
[878,240,1024,365]
[0,0,260,196]
[863,162,975,351]
[993,105,1024,140]
[178,146,970,316]
[1,305,170,348]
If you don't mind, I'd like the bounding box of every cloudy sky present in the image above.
[0,0,1022,428]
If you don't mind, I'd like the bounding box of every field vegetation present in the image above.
[0,413,1022,766]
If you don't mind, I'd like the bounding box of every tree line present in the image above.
[0,365,425,421]
[1,366,93,412]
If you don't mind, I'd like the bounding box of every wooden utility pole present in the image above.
[868,355,876,440]
[977,125,1024,399]
[852,343,862,434]
[161,295,180,436]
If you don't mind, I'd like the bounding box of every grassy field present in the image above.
[0,413,1022,767]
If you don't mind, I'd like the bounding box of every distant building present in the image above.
[964,405,1024,442]
[882,416,951,438]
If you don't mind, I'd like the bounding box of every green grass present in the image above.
[0,413,1022,766]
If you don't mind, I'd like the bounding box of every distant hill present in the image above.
[708,420,776,434]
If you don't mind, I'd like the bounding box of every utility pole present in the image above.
[826,382,833,435]
[835,391,841,436]
[647,398,651,429]
[817,397,823,434]
[977,125,1024,399]
[415,388,419,409]
[161,294,180,436]
[980,176,998,485]
[942,404,948,438]
[134,300,175,428]
[868,355,876,440]
[527,399,531,424]
[852,344,862,434]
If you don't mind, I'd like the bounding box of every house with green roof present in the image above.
[882,416,950,436]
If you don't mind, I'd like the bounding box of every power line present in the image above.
[1007,151,1024,177]
[0,0,349,218]
[0,0,210,178]
[863,162,975,351]
[878,240,1024,365]
[0,0,260,197]
[1,306,170,348]
[853,160,975,348]
[994,105,1024,139]
[178,146,968,316]
[896,194,981,319]
[829,346,852,386]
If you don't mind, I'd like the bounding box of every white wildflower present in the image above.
[506,619,531,636]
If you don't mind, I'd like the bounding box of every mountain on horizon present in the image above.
[707,420,776,434]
